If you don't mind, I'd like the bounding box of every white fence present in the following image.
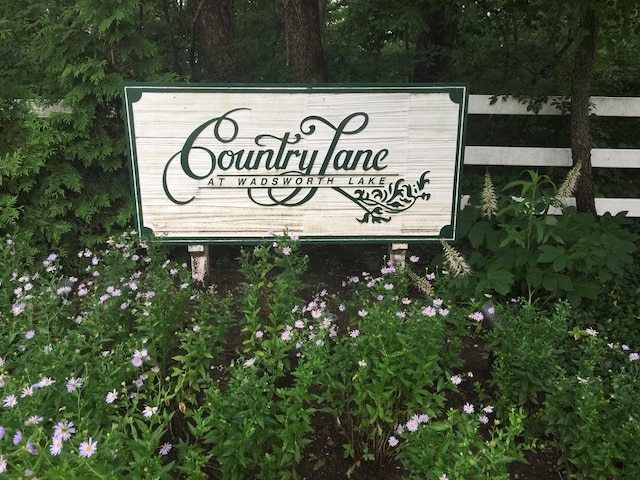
[466,95,640,217]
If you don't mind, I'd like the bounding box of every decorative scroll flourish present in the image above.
[335,171,432,223]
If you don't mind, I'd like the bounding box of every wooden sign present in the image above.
[122,84,468,244]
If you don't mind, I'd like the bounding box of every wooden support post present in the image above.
[188,245,209,284]
[389,243,409,270]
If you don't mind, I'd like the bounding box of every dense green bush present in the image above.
[438,169,638,305]
[0,0,166,261]
[488,303,570,410]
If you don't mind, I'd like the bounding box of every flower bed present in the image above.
[1,231,638,479]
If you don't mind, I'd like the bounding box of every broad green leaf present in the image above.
[487,265,514,295]
[542,273,558,292]
[526,268,544,288]
[468,221,491,248]
[538,245,565,263]
[552,255,568,272]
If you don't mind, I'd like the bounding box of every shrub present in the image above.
[440,169,638,305]
[315,261,464,463]
[394,407,528,480]
[0,0,167,259]
[487,302,570,411]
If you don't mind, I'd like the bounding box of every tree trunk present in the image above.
[413,4,451,82]
[192,0,235,82]
[277,0,327,82]
[160,0,183,76]
[570,7,598,215]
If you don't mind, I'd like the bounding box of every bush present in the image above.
[0,0,166,260]
[0,232,203,478]
[488,302,570,411]
[439,169,638,305]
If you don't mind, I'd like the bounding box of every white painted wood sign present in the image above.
[122,84,468,244]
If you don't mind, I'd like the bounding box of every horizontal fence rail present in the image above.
[468,95,640,116]
[466,95,640,217]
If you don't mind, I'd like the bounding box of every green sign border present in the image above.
[122,83,468,245]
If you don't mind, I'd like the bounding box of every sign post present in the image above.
[123,84,468,279]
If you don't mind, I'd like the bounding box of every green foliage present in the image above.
[396,407,529,480]
[542,339,640,479]
[489,300,640,479]
[0,0,165,259]
[0,232,539,477]
[488,303,570,410]
[305,260,476,465]
[441,170,638,304]
[542,334,640,480]
[324,0,418,82]
[203,357,318,479]
[575,259,640,348]
[238,233,309,374]
[234,0,289,82]
[0,232,195,478]
[192,233,316,479]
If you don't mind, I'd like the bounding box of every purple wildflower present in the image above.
[159,442,172,456]
[50,436,63,455]
[79,438,98,458]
